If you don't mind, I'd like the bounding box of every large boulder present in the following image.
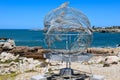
[3,42,13,49]
[2,39,16,50]
[0,52,19,62]
[103,56,119,67]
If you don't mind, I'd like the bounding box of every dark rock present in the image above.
[0,46,48,59]
[111,62,118,64]
[87,48,119,55]
[103,63,110,67]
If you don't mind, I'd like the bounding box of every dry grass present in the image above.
[0,72,18,80]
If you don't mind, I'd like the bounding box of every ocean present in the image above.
[0,29,120,48]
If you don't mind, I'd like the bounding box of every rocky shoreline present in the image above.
[1,45,120,67]
[0,39,120,80]
[0,45,120,59]
[0,46,120,80]
[87,47,120,55]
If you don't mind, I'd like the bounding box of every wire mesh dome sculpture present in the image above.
[44,2,92,53]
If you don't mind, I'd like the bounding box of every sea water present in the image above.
[0,29,120,48]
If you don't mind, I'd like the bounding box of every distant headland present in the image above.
[92,26,120,33]
[42,26,120,33]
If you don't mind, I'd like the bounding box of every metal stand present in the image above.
[44,52,93,80]
[59,54,72,79]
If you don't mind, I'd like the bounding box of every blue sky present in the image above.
[0,0,120,29]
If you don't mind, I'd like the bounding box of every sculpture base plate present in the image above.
[49,68,89,80]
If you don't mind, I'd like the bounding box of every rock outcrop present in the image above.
[103,56,119,67]
[0,52,42,75]
[0,52,19,62]
[85,47,120,66]
[0,46,49,59]
[87,47,120,55]
[0,39,16,50]
[87,55,120,67]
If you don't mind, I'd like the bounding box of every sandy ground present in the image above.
[71,62,120,80]
[14,62,120,80]
[15,72,40,80]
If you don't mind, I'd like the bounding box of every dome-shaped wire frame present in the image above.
[44,2,92,53]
